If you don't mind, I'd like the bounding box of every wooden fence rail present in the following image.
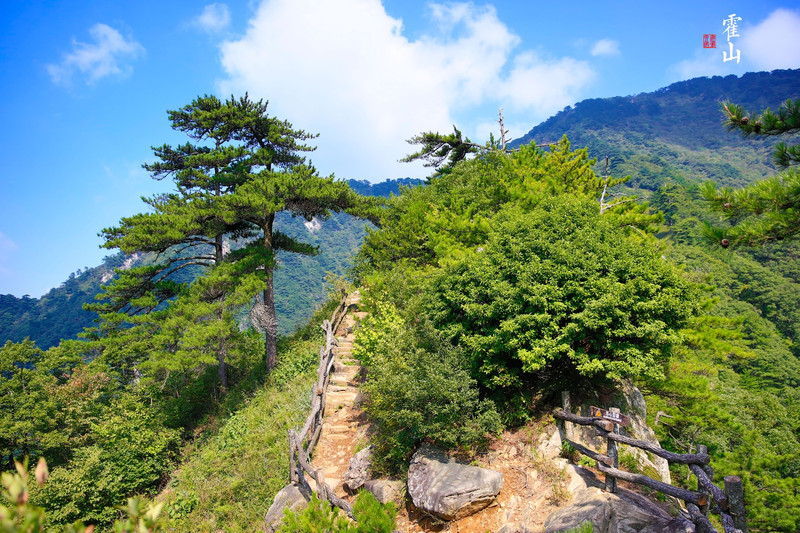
[287,290,355,518]
[553,402,748,533]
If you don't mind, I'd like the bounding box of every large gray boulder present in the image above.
[343,446,373,491]
[406,443,503,521]
[363,479,404,505]
[543,487,694,533]
[264,484,309,533]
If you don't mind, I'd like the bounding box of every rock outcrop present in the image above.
[406,443,503,521]
[618,380,671,484]
[363,479,404,505]
[543,486,694,533]
[558,381,671,484]
[343,446,373,491]
[264,484,309,533]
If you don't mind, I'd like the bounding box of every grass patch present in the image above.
[157,301,338,532]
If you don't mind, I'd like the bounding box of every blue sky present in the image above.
[1,0,799,297]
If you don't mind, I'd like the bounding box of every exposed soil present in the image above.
[392,426,568,533]
[309,294,576,532]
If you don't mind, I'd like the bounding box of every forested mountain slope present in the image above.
[512,69,800,191]
[0,179,420,349]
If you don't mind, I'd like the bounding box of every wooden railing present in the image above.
[553,398,747,533]
[287,290,355,517]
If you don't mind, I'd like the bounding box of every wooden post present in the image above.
[724,476,747,533]
[561,391,573,441]
[697,445,711,515]
[289,430,298,484]
[605,407,620,493]
[687,503,718,533]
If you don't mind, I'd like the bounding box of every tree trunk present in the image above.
[216,300,228,390]
[215,233,224,264]
[217,346,228,390]
[263,268,278,371]
[261,213,278,371]
[214,230,229,389]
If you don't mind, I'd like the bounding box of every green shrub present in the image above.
[427,199,698,395]
[618,451,640,472]
[31,398,179,527]
[277,491,396,532]
[560,441,580,463]
[361,319,501,473]
[351,302,404,368]
[565,521,595,533]
[1,459,165,533]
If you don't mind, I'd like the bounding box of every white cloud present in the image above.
[47,24,144,86]
[497,51,595,114]
[590,39,620,57]
[0,232,19,276]
[671,48,731,80]
[741,8,800,70]
[192,3,231,33]
[218,0,595,181]
[670,8,800,82]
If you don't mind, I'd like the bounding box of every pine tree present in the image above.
[95,94,372,382]
[703,99,800,247]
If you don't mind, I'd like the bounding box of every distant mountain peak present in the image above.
[511,69,800,191]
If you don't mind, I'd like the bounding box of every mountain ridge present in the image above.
[0,178,422,349]
[511,68,800,191]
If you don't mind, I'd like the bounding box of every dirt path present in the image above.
[310,292,567,532]
[309,291,370,498]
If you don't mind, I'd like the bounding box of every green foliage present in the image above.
[277,492,396,533]
[158,311,329,533]
[559,442,579,464]
[96,93,374,381]
[357,135,651,279]
[564,522,595,533]
[30,400,179,527]
[0,459,165,533]
[703,169,800,247]
[643,237,800,531]
[351,303,404,369]
[358,307,501,473]
[427,200,697,393]
[722,99,800,170]
[0,341,60,470]
[400,125,483,172]
[512,70,800,191]
[702,98,800,248]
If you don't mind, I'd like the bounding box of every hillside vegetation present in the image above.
[2,71,800,532]
[513,69,799,191]
[350,126,800,529]
[0,179,422,350]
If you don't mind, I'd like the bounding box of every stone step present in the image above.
[320,432,351,441]
[332,375,359,386]
[325,424,352,434]
[331,365,361,380]
[306,476,342,494]
[334,361,360,373]
[327,389,359,399]
[325,392,359,408]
